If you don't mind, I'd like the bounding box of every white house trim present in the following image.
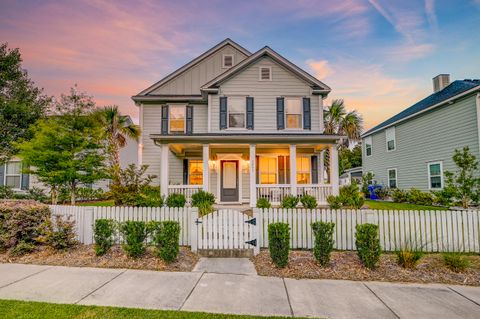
[476,93,480,155]
[160,144,169,197]
[215,153,244,204]
[249,144,256,207]
[289,144,297,196]
[427,161,444,190]
[387,167,397,189]
[202,144,209,192]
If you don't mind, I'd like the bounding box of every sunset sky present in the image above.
[1,0,479,129]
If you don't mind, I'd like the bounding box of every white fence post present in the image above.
[84,206,95,245]
[191,208,198,252]
[253,209,261,255]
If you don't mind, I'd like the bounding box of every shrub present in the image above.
[26,187,49,203]
[374,186,390,200]
[268,223,290,268]
[280,195,299,209]
[108,164,157,206]
[396,245,423,269]
[0,201,51,252]
[10,241,36,256]
[0,186,14,199]
[442,252,470,272]
[197,201,214,216]
[76,187,105,201]
[191,190,215,216]
[407,188,434,206]
[361,172,374,197]
[432,185,456,207]
[94,219,116,255]
[152,221,181,263]
[134,185,163,207]
[165,193,186,208]
[119,221,147,258]
[46,215,77,250]
[300,194,317,209]
[327,195,342,209]
[355,223,381,269]
[391,189,408,203]
[311,221,335,266]
[256,198,271,209]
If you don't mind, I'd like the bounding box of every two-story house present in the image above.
[362,75,480,191]
[132,39,342,207]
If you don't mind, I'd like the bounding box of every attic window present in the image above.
[222,54,234,68]
[259,67,272,81]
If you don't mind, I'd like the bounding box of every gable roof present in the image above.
[135,38,251,97]
[201,46,331,94]
[362,79,480,138]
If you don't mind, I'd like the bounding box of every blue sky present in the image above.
[0,0,479,128]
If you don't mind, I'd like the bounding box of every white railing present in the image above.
[256,184,291,204]
[297,184,332,204]
[168,185,202,204]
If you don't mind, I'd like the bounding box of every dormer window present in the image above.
[259,67,272,81]
[222,54,234,68]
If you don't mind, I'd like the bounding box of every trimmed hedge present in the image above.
[94,219,116,255]
[311,221,335,266]
[300,194,317,209]
[152,221,181,263]
[355,223,381,269]
[268,222,290,268]
[280,195,299,209]
[256,198,271,209]
[119,221,147,258]
[46,215,77,250]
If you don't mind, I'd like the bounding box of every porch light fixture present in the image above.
[209,160,217,171]
[242,159,250,173]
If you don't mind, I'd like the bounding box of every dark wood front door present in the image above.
[220,160,239,202]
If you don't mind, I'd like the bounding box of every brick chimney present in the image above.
[433,74,450,93]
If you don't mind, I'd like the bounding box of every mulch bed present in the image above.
[0,245,198,272]
[251,249,480,286]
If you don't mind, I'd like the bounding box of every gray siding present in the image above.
[210,56,321,132]
[151,44,248,95]
[362,95,480,191]
[142,105,161,184]
[193,104,207,133]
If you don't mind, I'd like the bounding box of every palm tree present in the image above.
[96,106,140,181]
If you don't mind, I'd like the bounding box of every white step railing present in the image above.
[168,185,202,204]
[256,184,291,204]
[297,184,332,204]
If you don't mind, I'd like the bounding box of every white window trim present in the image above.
[168,105,186,134]
[284,97,303,130]
[4,160,22,191]
[222,54,234,68]
[427,161,443,190]
[386,127,396,152]
[365,136,372,157]
[258,66,272,81]
[387,168,397,189]
[226,96,246,130]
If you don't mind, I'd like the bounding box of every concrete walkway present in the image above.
[1,263,479,318]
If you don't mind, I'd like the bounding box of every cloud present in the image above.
[425,0,438,31]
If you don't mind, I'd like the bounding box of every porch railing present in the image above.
[297,184,332,204]
[168,185,203,204]
[256,184,332,205]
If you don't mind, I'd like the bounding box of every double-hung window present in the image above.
[228,98,245,129]
[285,98,302,129]
[188,160,203,185]
[388,168,397,188]
[296,156,311,184]
[5,161,21,189]
[386,127,396,151]
[428,162,443,189]
[365,136,372,156]
[169,105,185,133]
[259,157,277,184]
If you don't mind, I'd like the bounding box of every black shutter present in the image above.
[161,105,169,134]
[285,156,290,184]
[186,105,193,134]
[220,97,227,130]
[183,159,189,185]
[21,163,30,190]
[311,155,318,184]
[278,156,285,184]
[246,97,254,130]
[276,97,285,130]
[0,164,4,186]
[255,155,259,184]
[303,97,311,130]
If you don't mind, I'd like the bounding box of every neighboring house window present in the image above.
[296,156,311,184]
[259,157,277,184]
[386,127,396,151]
[222,54,234,68]
[228,97,245,129]
[259,66,272,81]
[189,160,203,185]
[285,98,302,129]
[5,161,21,189]
[169,105,185,133]
[428,162,443,189]
[388,168,397,188]
[365,136,372,156]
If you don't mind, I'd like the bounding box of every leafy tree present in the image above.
[0,43,50,162]
[444,147,480,208]
[17,87,105,204]
[339,145,362,174]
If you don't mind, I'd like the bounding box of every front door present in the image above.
[220,160,239,202]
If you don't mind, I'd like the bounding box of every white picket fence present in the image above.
[254,208,480,253]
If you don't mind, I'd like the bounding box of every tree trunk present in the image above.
[70,182,76,206]
[51,186,58,205]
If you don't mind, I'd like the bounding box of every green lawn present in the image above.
[365,199,447,211]
[76,200,115,206]
[0,299,296,319]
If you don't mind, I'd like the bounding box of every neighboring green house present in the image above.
[361,75,480,191]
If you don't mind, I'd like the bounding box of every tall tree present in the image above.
[0,43,50,163]
[17,87,105,204]
[339,145,362,174]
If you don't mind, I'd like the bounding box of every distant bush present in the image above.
[268,222,290,268]
[327,195,342,209]
[327,183,364,209]
[46,215,77,250]
[300,194,317,209]
[76,187,105,201]
[396,243,423,269]
[152,221,181,263]
[0,186,14,199]
[94,219,116,256]
[391,189,408,203]
[374,186,390,200]
[256,198,271,209]
[165,193,186,208]
[442,252,470,272]
[355,223,381,269]
[280,195,299,209]
[120,221,147,258]
[134,185,163,207]
[311,221,335,266]
[361,172,374,197]
[407,188,434,206]
[191,190,215,216]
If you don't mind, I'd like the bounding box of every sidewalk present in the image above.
[0,262,479,318]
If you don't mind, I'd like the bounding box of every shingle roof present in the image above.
[362,79,480,137]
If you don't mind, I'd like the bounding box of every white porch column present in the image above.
[290,144,297,196]
[202,144,209,192]
[330,145,339,195]
[319,150,325,184]
[249,144,256,207]
[160,143,169,198]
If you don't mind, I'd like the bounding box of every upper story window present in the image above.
[388,168,397,188]
[169,105,185,133]
[365,136,372,156]
[5,161,21,189]
[259,66,272,81]
[285,98,302,129]
[189,160,203,185]
[386,127,396,151]
[222,54,234,68]
[428,161,443,189]
[296,156,311,184]
[228,97,246,129]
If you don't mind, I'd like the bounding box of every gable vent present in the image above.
[223,54,233,68]
[259,67,271,81]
